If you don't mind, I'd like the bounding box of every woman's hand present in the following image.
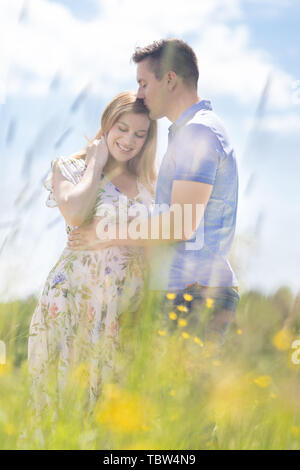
[85,136,109,170]
[52,137,109,227]
[67,218,113,251]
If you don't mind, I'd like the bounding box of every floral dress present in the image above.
[28,156,153,410]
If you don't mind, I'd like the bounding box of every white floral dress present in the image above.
[28,156,153,409]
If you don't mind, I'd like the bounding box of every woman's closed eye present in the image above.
[118,126,146,139]
[136,132,147,139]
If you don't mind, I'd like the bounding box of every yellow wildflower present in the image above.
[182,332,190,339]
[270,393,277,399]
[212,360,222,367]
[166,293,176,300]
[253,375,271,388]
[170,413,179,422]
[55,423,70,441]
[169,389,176,396]
[211,373,253,421]
[272,328,293,351]
[292,426,300,437]
[104,383,120,400]
[205,298,214,308]
[4,423,15,435]
[178,318,187,327]
[183,293,193,302]
[95,384,154,433]
[72,362,90,387]
[194,336,204,347]
[169,312,177,320]
[237,329,243,335]
[0,361,11,377]
[158,330,167,336]
[177,305,188,312]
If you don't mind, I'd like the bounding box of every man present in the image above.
[68,38,239,343]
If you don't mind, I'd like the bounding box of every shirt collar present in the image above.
[168,99,212,137]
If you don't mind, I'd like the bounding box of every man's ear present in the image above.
[166,70,177,90]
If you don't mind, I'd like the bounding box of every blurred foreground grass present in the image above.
[0,286,300,450]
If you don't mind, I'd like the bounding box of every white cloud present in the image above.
[1,0,240,97]
[242,109,300,137]
[194,24,297,110]
[0,0,296,111]
[245,0,293,10]
[260,112,300,134]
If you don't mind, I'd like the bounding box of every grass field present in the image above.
[0,286,300,450]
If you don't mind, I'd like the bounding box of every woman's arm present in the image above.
[53,139,108,227]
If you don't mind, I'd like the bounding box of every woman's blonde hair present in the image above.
[73,91,157,193]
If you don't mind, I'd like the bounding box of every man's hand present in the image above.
[67,218,111,251]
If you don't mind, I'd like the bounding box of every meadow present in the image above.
[0,286,300,450]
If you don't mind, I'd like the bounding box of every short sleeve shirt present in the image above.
[149,100,239,290]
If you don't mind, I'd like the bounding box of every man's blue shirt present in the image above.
[149,99,239,290]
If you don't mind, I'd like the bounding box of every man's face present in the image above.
[136,58,168,120]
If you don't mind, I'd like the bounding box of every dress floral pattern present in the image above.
[28,156,153,410]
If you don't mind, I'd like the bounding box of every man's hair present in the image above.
[132,38,199,88]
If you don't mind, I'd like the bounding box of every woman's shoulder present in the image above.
[44,155,87,208]
[54,154,86,170]
[52,155,86,183]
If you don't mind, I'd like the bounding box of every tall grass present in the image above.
[0,287,300,450]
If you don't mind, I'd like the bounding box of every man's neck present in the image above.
[166,91,201,123]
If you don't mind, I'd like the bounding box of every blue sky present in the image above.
[1,0,300,299]
[242,0,300,77]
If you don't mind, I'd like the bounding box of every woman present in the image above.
[28,91,157,412]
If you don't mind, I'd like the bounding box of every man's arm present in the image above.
[68,123,220,250]
[67,180,212,249]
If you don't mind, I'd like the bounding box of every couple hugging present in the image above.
[28,38,239,410]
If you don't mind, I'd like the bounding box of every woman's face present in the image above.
[106,112,150,164]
